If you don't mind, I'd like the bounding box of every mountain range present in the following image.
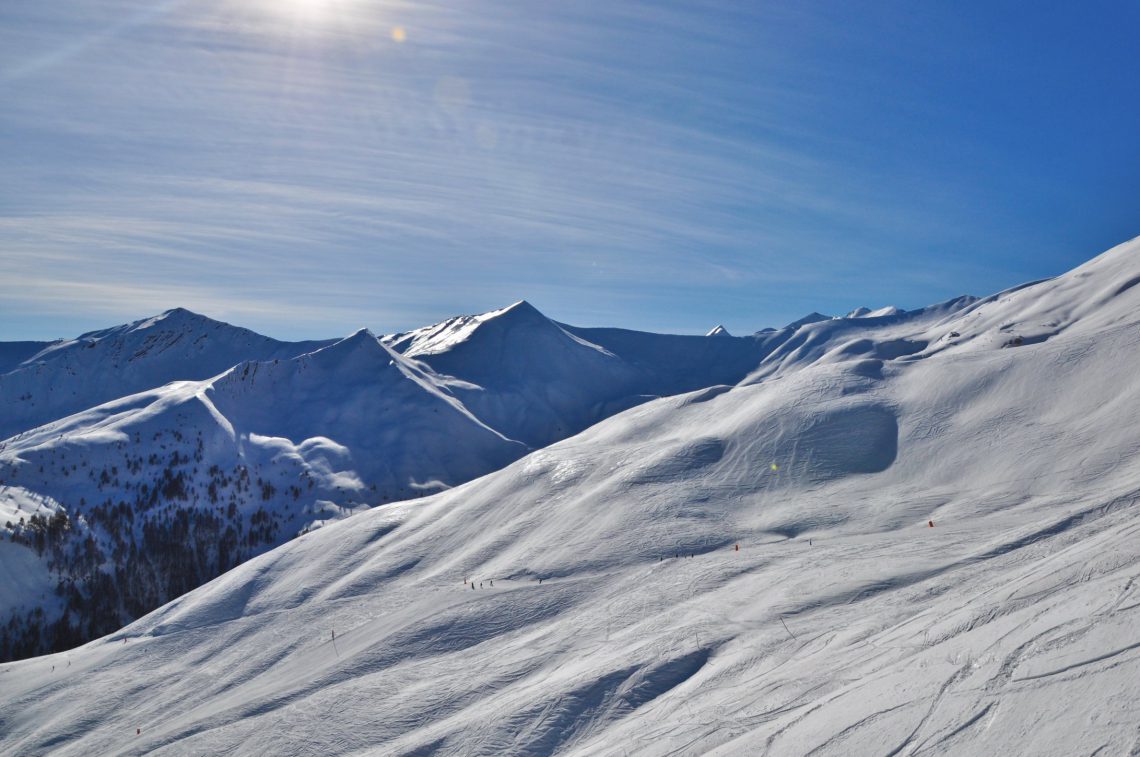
[3,237,1140,754]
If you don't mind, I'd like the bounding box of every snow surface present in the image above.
[384,300,782,448]
[783,312,833,329]
[0,331,526,590]
[0,341,54,375]
[0,302,788,645]
[0,308,334,440]
[3,237,1140,754]
[0,299,816,648]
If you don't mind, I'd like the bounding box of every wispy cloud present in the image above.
[2,0,1131,339]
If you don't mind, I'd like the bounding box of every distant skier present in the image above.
[928,520,934,528]
[490,579,494,587]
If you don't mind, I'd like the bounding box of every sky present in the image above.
[2,0,1139,341]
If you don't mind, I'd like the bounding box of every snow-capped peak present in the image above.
[784,312,833,330]
[705,325,732,337]
[0,309,335,440]
[484,299,546,323]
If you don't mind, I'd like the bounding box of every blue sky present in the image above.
[2,0,1138,341]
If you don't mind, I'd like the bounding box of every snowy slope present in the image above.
[0,330,525,657]
[3,237,1139,754]
[741,295,978,382]
[0,298,958,661]
[206,328,525,499]
[0,308,334,440]
[384,300,646,447]
[0,341,54,375]
[386,301,783,447]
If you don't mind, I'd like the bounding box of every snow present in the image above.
[0,341,54,375]
[384,300,779,448]
[2,237,1139,753]
[0,488,60,614]
[783,311,833,329]
[0,330,527,592]
[0,308,334,440]
[0,539,54,616]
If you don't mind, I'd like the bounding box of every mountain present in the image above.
[387,300,783,448]
[206,328,524,498]
[0,308,334,440]
[784,311,833,329]
[2,237,1138,754]
[385,301,645,447]
[0,341,54,374]
[0,330,524,658]
[0,295,991,662]
[0,297,989,662]
[741,295,978,382]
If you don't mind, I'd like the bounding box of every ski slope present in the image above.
[2,237,1139,754]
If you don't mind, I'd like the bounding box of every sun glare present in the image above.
[252,0,405,40]
[286,0,342,23]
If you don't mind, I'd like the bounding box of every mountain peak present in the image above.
[706,325,732,337]
[785,312,833,330]
[344,327,378,341]
[318,328,390,360]
[483,300,548,325]
[123,307,225,335]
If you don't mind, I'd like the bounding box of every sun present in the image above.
[231,0,406,44]
[284,0,347,23]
